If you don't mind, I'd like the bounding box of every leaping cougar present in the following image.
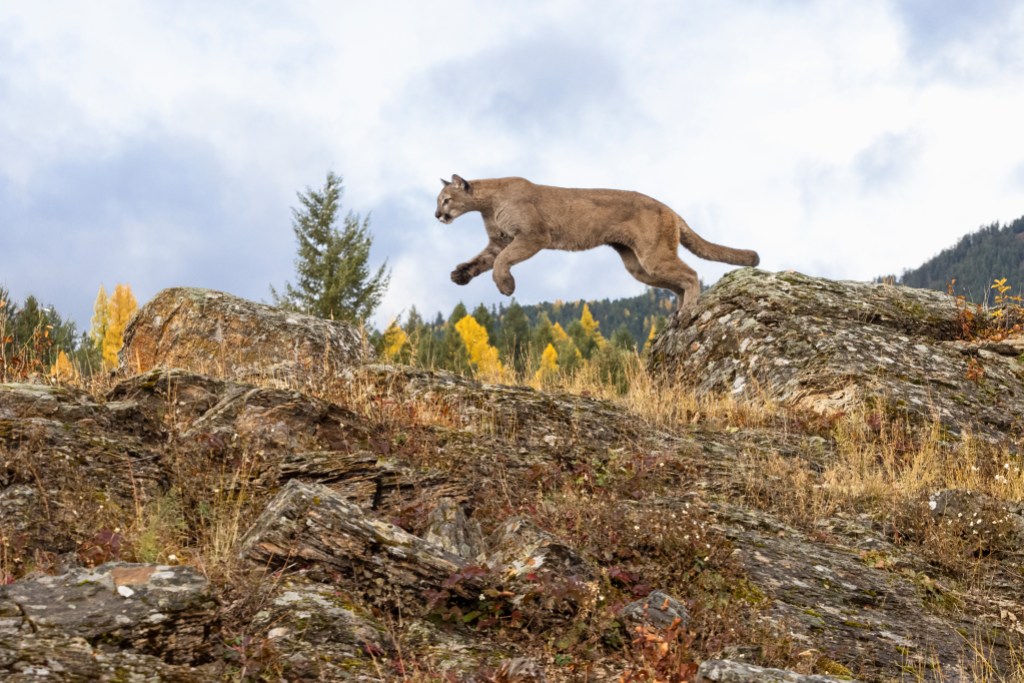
[435,174,759,310]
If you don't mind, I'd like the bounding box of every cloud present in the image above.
[853,131,923,192]
[1,131,297,328]
[3,1,1024,336]
[891,0,1024,81]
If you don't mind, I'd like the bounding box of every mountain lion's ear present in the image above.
[440,178,451,187]
[451,174,471,193]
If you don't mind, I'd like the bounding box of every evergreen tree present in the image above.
[498,300,531,376]
[568,303,603,360]
[1,290,79,378]
[272,172,390,324]
[551,322,582,375]
[532,311,555,356]
[440,303,471,374]
[471,303,497,341]
[611,324,636,352]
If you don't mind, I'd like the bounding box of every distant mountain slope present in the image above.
[898,215,1024,302]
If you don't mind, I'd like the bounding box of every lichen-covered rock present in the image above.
[239,480,465,604]
[119,287,369,383]
[649,269,1024,444]
[696,659,856,683]
[246,578,389,680]
[621,589,689,630]
[424,497,485,560]
[0,563,215,664]
[0,633,208,682]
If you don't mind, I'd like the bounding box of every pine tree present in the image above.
[498,300,531,376]
[440,303,471,374]
[532,312,555,358]
[611,324,636,352]
[550,322,582,375]
[103,284,137,369]
[272,172,390,324]
[471,303,497,341]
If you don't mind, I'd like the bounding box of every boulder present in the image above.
[119,287,368,384]
[649,269,1024,443]
[0,562,215,664]
[621,589,689,630]
[238,480,465,605]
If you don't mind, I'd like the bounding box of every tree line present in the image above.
[894,214,1024,303]
[1,284,137,382]
[378,298,668,391]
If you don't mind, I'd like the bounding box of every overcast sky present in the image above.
[3,1,1024,334]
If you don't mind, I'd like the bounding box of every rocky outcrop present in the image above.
[2,284,1023,680]
[119,287,368,384]
[649,269,1024,444]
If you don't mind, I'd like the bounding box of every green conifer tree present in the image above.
[272,172,390,324]
[498,300,531,376]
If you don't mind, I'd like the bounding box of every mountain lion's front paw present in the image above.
[451,266,474,285]
[495,273,516,296]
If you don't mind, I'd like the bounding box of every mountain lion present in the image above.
[435,175,759,310]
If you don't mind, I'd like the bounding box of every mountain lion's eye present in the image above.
[443,198,450,205]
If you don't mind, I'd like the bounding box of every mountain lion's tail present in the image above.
[678,217,759,267]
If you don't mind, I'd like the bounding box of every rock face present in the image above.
[649,269,1024,443]
[2,284,1023,681]
[119,287,368,383]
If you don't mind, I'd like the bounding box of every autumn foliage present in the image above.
[454,314,505,382]
[91,284,139,369]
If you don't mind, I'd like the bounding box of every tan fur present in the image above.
[435,174,759,309]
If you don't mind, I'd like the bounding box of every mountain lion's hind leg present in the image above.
[635,248,700,310]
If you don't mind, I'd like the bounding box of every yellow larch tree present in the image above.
[102,284,138,369]
[382,319,409,361]
[454,314,504,382]
[89,285,109,354]
[579,303,606,347]
[533,343,559,386]
[50,350,78,383]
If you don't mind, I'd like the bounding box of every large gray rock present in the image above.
[120,287,369,383]
[649,269,1024,443]
[0,563,215,664]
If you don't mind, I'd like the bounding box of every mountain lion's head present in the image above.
[435,174,472,224]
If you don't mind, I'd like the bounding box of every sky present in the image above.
[3,1,1024,334]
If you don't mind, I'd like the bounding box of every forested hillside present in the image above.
[383,288,678,388]
[898,214,1024,302]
